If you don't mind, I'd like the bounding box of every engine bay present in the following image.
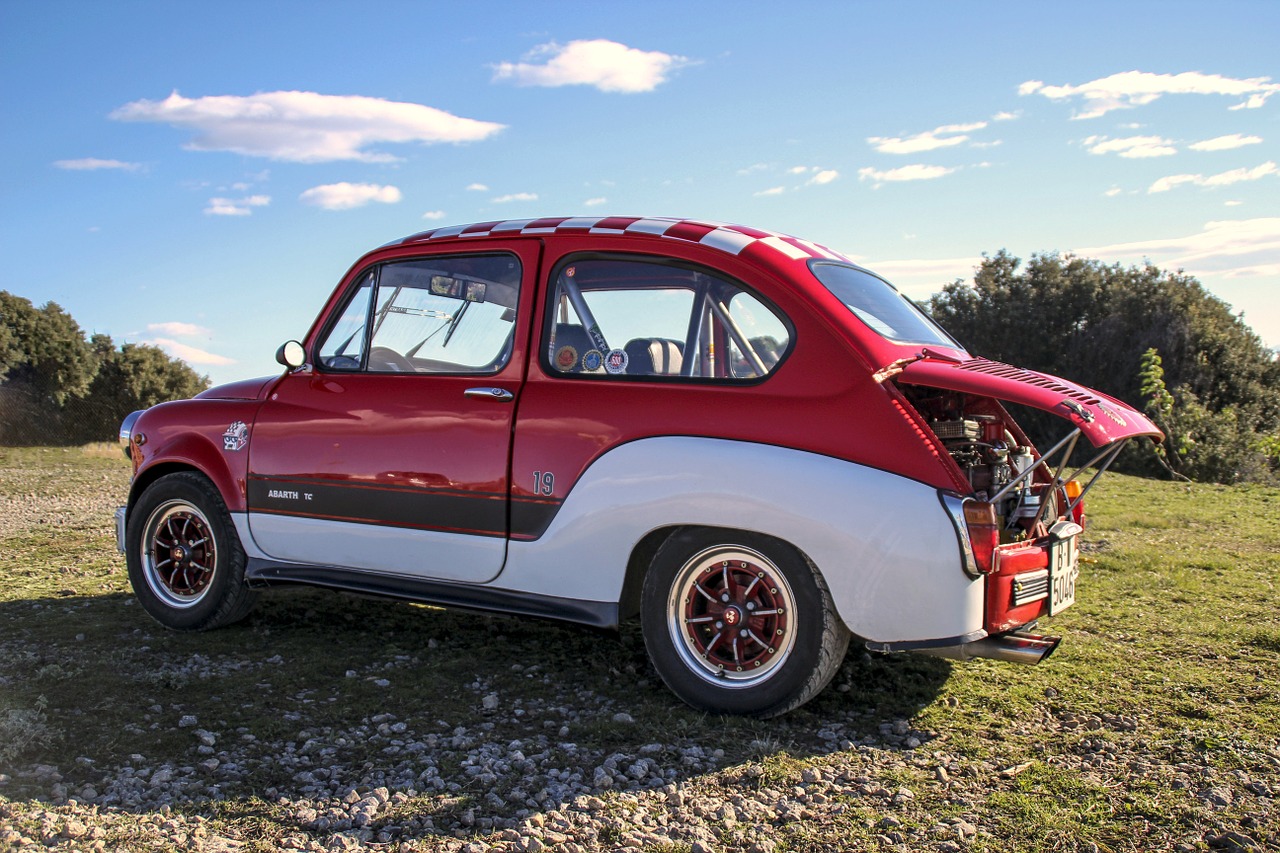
[899,385,1055,539]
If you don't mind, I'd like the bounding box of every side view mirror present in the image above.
[275,340,306,369]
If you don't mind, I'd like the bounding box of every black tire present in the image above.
[640,527,850,717]
[126,471,257,632]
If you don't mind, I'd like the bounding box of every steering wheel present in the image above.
[367,347,417,373]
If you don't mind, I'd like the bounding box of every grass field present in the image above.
[0,445,1276,852]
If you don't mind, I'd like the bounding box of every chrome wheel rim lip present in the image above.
[666,545,797,689]
[141,499,217,609]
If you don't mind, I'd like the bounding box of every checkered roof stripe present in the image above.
[394,216,853,264]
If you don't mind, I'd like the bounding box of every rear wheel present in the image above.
[126,472,256,631]
[641,528,850,717]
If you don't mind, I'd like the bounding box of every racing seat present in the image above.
[624,338,684,376]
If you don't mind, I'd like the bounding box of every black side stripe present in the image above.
[248,476,564,539]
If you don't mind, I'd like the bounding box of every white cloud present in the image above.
[1082,134,1177,158]
[869,121,987,155]
[582,197,607,207]
[1148,161,1278,193]
[1019,70,1280,119]
[300,182,402,210]
[492,39,689,93]
[147,321,211,338]
[53,157,142,171]
[1189,133,1264,152]
[111,90,504,163]
[780,166,839,187]
[466,183,489,192]
[145,338,236,366]
[858,164,957,186]
[204,194,270,216]
[851,256,984,299]
[492,192,538,203]
[754,186,786,197]
[1076,217,1280,280]
[421,210,447,220]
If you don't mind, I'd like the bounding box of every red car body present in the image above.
[116,216,1162,716]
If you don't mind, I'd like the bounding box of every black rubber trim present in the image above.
[864,630,988,653]
[245,558,618,629]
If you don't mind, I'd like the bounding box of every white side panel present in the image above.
[244,513,505,583]
[232,513,266,560]
[496,436,983,643]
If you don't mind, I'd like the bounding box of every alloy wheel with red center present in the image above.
[667,545,797,687]
[141,500,218,609]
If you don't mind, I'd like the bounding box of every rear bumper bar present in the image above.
[867,630,1061,666]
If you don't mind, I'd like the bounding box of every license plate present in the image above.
[1048,534,1079,615]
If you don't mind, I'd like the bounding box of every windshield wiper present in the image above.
[442,300,470,348]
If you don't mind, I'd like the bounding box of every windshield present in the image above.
[316,254,521,373]
[809,261,959,348]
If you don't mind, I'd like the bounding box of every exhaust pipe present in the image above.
[917,631,1061,665]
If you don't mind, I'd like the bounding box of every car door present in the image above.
[246,242,538,584]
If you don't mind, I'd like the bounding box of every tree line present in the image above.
[926,251,1280,484]
[0,291,209,445]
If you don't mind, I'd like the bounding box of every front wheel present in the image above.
[126,472,257,631]
[641,528,850,717]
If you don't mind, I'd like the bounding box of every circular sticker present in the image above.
[582,349,604,371]
[555,345,579,371]
[604,348,630,375]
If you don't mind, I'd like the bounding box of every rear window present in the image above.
[809,261,957,348]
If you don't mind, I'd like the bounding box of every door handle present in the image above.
[464,387,514,402]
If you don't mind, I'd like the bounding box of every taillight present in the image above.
[963,500,999,574]
[1063,480,1086,527]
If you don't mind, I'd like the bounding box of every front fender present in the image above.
[496,436,984,644]
[128,400,260,513]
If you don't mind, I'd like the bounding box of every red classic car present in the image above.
[115,216,1162,716]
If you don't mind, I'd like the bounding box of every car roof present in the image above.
[388,216,857,269]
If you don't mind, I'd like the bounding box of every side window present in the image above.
[317,271,374,370]
[317,254,521,374]
[727,291,790,378]
[544,256,791,381]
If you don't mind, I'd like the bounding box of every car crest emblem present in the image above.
[222,421,249,451]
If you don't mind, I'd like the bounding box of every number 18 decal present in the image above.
[533,471,555,497]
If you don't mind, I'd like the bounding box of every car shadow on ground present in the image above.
[0,584,951,835]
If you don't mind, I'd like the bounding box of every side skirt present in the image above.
[245,559,619,630]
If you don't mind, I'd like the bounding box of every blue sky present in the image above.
[2,1,1277,386]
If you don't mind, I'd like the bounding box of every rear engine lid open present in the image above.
[898,356,1163,447]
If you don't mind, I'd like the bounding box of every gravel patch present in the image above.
[0,453,126,540]
[2,681,1276,852]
